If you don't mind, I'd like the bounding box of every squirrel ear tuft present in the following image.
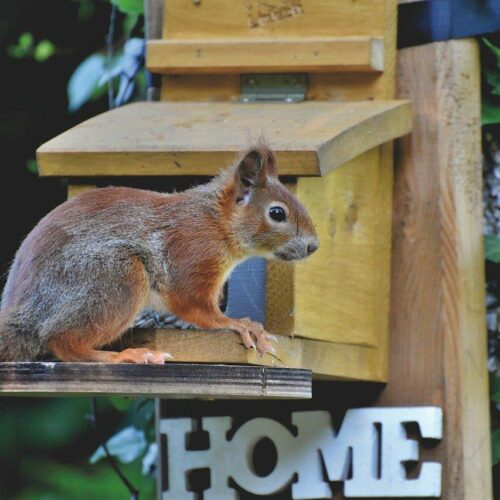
[236,146,278,188]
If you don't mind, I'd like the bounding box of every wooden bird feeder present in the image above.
[29,0,412,386]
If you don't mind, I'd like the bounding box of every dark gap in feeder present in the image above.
[252,437,278,477]
[374,422,382,479]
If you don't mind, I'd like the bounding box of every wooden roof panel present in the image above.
[37,100,411,177]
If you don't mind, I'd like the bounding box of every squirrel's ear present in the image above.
[236,147,278,187]
[235,149,263,204]
[236,150,263,188]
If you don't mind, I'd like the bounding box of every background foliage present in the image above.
[0,1,154,498]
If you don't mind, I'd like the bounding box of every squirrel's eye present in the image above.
[269,206,287,223]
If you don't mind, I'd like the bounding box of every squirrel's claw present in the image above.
[143,350,173,364]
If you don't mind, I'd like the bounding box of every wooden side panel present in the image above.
[294,148,388,347]
[377,39,492,499]
[265,251,295,336]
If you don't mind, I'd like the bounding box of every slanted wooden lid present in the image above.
[37,100,411,177]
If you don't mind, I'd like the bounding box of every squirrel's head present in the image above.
[229,144,319,261]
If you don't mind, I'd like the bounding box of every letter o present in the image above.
[229,418,295,495]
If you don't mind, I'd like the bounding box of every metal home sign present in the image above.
[159,407,442,499]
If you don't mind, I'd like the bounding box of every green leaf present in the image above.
[109,396,132,411]
[90,426,146,464]
[7,45,25,58]
[26,159,38,174]
[21,460,155,499]
[482,100,500,126]
[493,428,500,465]
[18,32,34,50]
[486,70,500,96]
[34,40,56,62]
[76,0,95,20]
[491,372,500,404]
[483,38,500,61]
[123,13,139,35]
[485,235,500,262]
[7,32,34,58]
[67,53,106,112]
[111,0,144,15]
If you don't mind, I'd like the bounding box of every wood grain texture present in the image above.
[295,148,386,347]
[145,0,163,41]
[161,74,241,102]
[264,259,295,336]
[123,329,385,382]
[163,0,385,40]
[147,37,384,74]
[159,0,392,102]
[0,362,311,399]
[378,39,492,499]
[36,100,411,177]
[308,0,396,102]
[67,184,96,199]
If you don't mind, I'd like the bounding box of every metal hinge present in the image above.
[240,73,308,103]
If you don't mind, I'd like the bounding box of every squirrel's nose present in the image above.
[307,240,319,255]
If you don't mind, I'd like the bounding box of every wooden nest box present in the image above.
[36,0,412,382]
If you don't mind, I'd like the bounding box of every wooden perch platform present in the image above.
[0,362,311,399]
[36,100,411,178]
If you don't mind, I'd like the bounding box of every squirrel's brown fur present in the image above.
[0,144,319,363]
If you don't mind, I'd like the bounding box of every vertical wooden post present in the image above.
[378,39,492,499]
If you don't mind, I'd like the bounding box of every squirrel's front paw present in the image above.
[235,319,277,357]
[113,348,173,364]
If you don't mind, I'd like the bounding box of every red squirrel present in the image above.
[0,144,319,363]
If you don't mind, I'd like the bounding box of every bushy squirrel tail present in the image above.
[0,308,42,361]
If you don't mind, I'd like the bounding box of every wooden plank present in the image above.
[36,100,412,177]
[161,74,240,102]
[309,0,396,102]
[147,37,383,74]
[163,0,385,40]
[67,184,96,199]
[294,147,387,349]
[159,0,394,103]
[377,39,492,499]
[124,329,385,382]
[0,362,311,399]
[144,0,163,41]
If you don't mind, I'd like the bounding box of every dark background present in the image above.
[0,2,156,498]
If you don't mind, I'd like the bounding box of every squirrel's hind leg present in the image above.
[46,256,171,364]
[48,332,172,364]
